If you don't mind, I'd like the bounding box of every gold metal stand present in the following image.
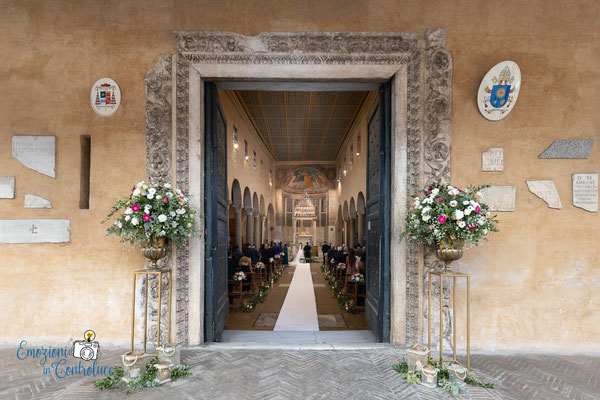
[130,269,172,355]
[428,269,470,370]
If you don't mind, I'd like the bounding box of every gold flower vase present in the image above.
[435,239,464,270]
[141,236,169,270]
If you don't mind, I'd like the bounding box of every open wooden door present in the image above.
[365,81,392,342]
[204,82,229,342]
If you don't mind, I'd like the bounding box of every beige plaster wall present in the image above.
[1,0,599,351]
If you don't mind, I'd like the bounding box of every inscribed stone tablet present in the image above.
[572,173,598,212]
[526,180,562,209]
[12,136,56,178]
[479,185,515,212]
[482,147,504,171]
[538,140,594,159]
[24,194,52,209]
[0,177,15,199]
[0,219,70,243]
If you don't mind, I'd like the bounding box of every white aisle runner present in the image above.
[274,249,319,331]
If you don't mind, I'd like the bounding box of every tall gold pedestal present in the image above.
[428,270,470,370]
[131,269,172,355]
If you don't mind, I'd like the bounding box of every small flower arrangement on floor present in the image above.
[255,262,265,269]
[233,271,247,281]
[336,263,346,270]
[348,273,364,283]
[400,183,498,247]
[104,181,197,248]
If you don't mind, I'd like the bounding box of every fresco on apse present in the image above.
[281,167,329,193]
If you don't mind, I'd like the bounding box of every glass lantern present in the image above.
[121,350,144,383]
[154,360,172,384]
[420,364,438,389]
[157,342,181,367]
[406,344,430,372]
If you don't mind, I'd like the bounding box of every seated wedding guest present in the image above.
[232,245,243,266]
[227,251,237,279]
[346,248,357,275]
[239,253,252,272]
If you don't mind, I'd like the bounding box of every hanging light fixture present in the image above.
[294,191,316,218]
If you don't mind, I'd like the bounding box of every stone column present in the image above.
[292,217,297,244]
[343,220,348,246]
[260,216,267,244]
[245,207,252,246]
[312,219,317,247]
[254,212,260,246]
[349,216,356,248]
[234,205,242,249]
[357,211,364,246]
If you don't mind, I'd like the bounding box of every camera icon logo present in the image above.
[69,330,102,361]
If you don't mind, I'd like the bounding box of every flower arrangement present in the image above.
[280,252,285,257]
[336,263,346,270]
[274,255,280,260]
[233,271,247,281]
[401,183,499,247]
[348,273,364,283]
[255,262,265,270]
[104,181,197,248]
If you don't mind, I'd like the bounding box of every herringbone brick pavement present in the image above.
[1,348,598,399]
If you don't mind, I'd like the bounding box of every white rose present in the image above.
[170,211,176,217]
[167,192,173,198]
[131,217,139,226]
[454,210,464,220]
[422,206,431,214]
[132,188,141,196]
[464,208,472,216]
[147,194,154,200]
[449,200,458,207]
[432,188,440,195]
[148,188,156,195]
[422,214,431,222]
[463,200,470,205]
[158,214,167,222]
[172,222,178,228]
[114,221,122,228]
[125,215,131,221]
[164,183,171,188]
[125,207,133,215]
[458,220,466,228]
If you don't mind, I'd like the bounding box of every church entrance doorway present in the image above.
[204,81,392,343]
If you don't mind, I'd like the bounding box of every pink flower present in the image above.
[162,196,169,204]
[475,206,481,214]
[467,224,477,230]
[436,197,444,204]
[143,214,151,222]
[131,204,140,212]
[132,185,136,193]
[427,190,432,194]
[438,215,447,223]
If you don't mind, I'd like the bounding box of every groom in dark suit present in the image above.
[303,242,312,260]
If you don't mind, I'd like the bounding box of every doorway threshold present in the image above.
[200,330,392,350]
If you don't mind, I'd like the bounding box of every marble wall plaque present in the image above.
[0,177,15,199]
[572,173,598,212]
[538,140,594,159]
[482,147,504,171]
[480,185,516,211]
[526,180,562,209]
[12,136,56,178]
[0,219,70,243]
[24,194,52,209]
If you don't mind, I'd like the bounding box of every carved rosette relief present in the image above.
[144,30,452,344]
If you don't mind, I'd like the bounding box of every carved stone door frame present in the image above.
[145,30,452,346]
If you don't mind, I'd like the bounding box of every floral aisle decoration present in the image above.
[400,183,499,266]
[348,273,365,283]
[104,181,197,248]
[336,263,346,271]
[233,271,247,282]
[255,262,265,270]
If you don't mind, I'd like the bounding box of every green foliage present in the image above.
[126,358,159,393]
[170,364,193,381]
[93,366,124,390]
[465,371,494,388]
[406,371,421,384]
[392,361,409,374]
[400,183,499,247]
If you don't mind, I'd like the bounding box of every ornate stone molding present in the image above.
[144,30,452,344]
